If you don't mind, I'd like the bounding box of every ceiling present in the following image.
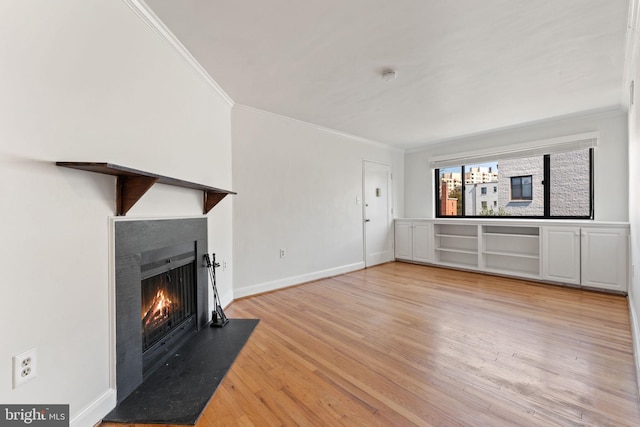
[143,0,631,149]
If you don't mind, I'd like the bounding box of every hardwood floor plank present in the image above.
[100,262,640,426]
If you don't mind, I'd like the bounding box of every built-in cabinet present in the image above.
[541,226,629,292]
[394,220,431,263]
[395,219,629,293]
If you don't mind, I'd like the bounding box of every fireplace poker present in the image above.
[204,253,229,327]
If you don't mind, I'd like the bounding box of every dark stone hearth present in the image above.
[103,318,259,425]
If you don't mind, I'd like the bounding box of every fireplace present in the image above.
[114,218,209,402]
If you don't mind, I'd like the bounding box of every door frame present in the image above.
[362,160,394,267]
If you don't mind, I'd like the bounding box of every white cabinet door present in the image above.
[412,222,432,263]
[542,226,581,285]
[394,221,413,260]
[581,228,628,292]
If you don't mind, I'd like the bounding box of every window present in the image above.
[510,176,532,200]
[435,147,593,219]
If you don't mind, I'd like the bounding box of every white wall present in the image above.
[628,7,640,394]
[405,109,629,221]
[231,106,404,297]
[0,1,232,426]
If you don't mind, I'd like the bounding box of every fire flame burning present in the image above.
[142,289,173,327]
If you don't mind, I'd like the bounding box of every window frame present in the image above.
[510,175,533,201]
[434,148,594,220]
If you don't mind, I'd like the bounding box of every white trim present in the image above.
[121,0,234,106]
[234,104,403,152]
[629,290,640,399]
[70,388,116,427]
[107,218,117,392]
[319,127,404,152]
[429,132,598,169]
[407,106,622,154]
[219,288,234,310]
[233,262,365,298]
[111,214,206,223]
[623,0,640,109]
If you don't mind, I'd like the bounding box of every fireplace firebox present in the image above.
[139,242,198,377]
[141,263,195,352]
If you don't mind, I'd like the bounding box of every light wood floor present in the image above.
[103,262,640,426]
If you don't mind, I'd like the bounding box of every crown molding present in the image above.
[405,105,624,154]
[121,0,234,106]
[233,104,403,152]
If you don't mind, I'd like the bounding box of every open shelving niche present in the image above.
[480,225,541,278]
[434,224,479,268]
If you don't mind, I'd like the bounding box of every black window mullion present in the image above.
[543,154,550,217]
[460,165,465,217]
[589,148,594,219]
[435,168,441,217]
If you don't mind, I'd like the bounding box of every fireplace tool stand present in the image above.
[204,253,229,327]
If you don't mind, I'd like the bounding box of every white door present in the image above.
[364,161,393,267]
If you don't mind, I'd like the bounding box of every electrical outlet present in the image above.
[13,348,37,389]
[280,248,286,258]
[222,260,227,271]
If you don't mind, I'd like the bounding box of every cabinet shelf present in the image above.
[435,247,477,255]
[482,250,539,259]
[482,233,539,239]
[56,162,236,216]
[435,234,478,240]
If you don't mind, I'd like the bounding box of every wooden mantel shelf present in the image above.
[56,162,236,216]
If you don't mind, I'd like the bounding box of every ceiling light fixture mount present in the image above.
[381,69,397,82]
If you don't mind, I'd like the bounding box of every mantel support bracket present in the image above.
[117,175,158,216]
[203,191,228,214]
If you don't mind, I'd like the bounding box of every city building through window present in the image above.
[435,146,593,218]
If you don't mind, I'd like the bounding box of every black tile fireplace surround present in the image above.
[114,218,209,402]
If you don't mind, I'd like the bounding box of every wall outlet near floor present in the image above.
[280,248,286,258]
[13,348,37,389]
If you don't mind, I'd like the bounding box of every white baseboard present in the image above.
[219,288,234,309]
[70,388,116,427]
[234,262,366,299]
[629,291,640,399]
